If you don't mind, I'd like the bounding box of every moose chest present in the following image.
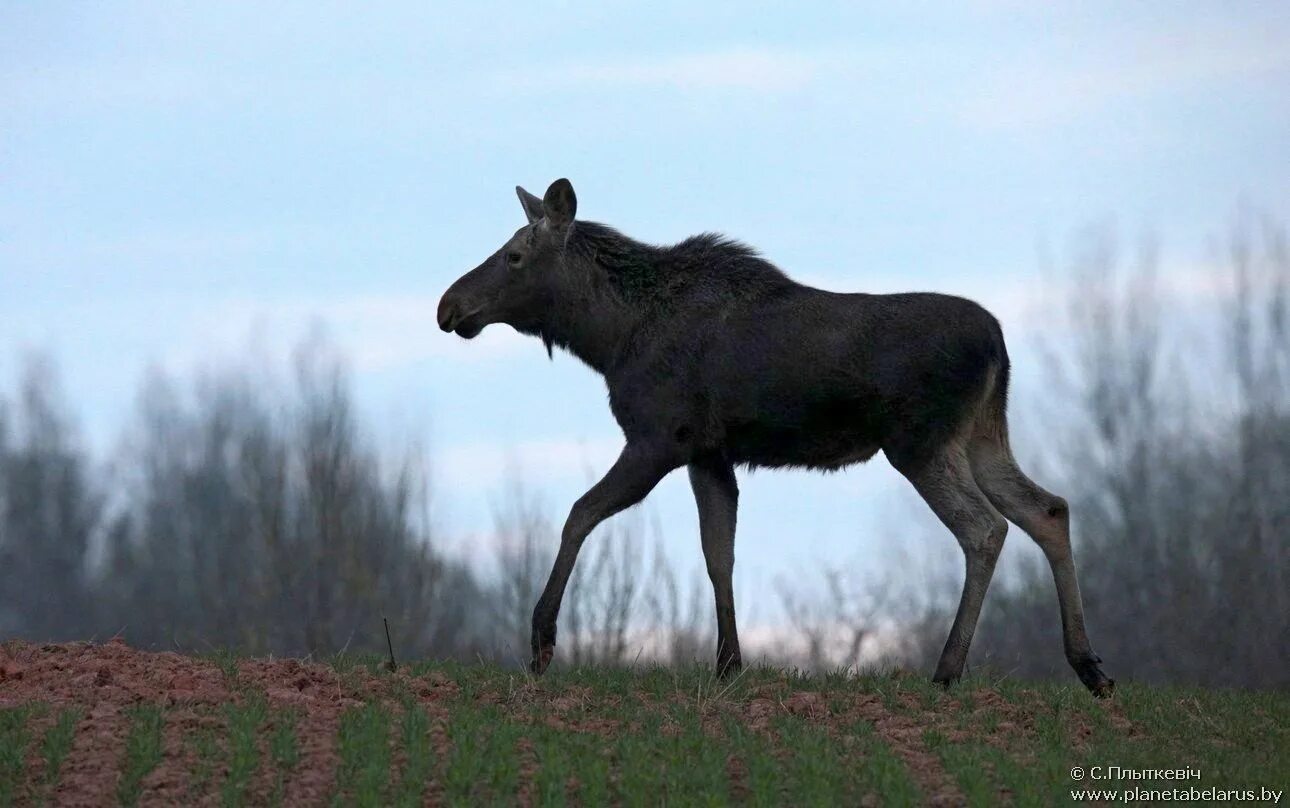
[603,355,708,446]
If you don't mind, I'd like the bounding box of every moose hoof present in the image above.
[529,645,554,675]
[716,656,743,680]
[1074,659,1115,698]
[931,664,962,689]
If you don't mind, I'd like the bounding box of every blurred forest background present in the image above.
[2,219,1286,689]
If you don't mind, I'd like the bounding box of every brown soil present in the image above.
[59,704,127,808]
[854,694,962,806]
[1,640,1104,806]
[0,639,439,806]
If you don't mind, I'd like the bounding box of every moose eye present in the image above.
[506,251,523,266]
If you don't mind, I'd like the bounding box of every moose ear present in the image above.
[516,186,545,224]
[543,178,577,229]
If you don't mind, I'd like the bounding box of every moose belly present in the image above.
[721,397,887,471]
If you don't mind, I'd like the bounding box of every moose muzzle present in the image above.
[437,292,486,338]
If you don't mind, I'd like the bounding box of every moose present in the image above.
[438,179,1114,696]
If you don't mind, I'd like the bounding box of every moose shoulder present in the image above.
[438,178,1114,696]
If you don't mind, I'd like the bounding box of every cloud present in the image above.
[958,22,1290,131]
[799,254,1257,337]
[491,46,835,94]
[78,250,1252,390]
[172,293,533,372]
[302,295,530,369]
[0,291,533,413]
[436,436,624,492]
[0,43,841,113]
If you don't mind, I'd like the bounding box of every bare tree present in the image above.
[563,511,647,666]
[641,541,713,667]
[488,478,556,665]
[96,338,487,660]
[489,483,680,668]
[0,357,99,640]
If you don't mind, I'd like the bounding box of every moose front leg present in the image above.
[689,455,742,678]
[530,442,676,674]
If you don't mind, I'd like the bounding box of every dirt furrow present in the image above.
[16,707,59,805]
[137,707,220,808]
[854,695,964,807]
[281,707,340,806]
[52,703,127,808]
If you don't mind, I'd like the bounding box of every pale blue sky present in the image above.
[3,2,1288,612]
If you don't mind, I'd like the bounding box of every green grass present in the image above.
[527,723,611,806]
[38,707,81,800]
[443,703,523,806]
[205,649,241,686]
[222,693,268,808]
[116,704,165,807]
[722,719,783,808]
[906,673,1290,806]
[268,707,301,807]
[850,721,922,805]
[423,663,1289,806]
[4,655,1288,806]
[335,702,394,808]
[0,706,35,808]
[392,704,433,807]
[616,708,730,805]
[188,724,222,803]
[0,705,82,806]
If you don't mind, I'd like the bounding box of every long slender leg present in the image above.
[530,442,676,674]
[968,438,1114,696]
[892,442,1008,685]
[688,455,741,677]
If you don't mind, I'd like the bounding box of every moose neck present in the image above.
[536,289,628,374]
[529,223,661,375]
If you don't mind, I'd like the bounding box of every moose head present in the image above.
[437,179,578,341]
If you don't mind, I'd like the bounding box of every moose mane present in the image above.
[566,221,794,307]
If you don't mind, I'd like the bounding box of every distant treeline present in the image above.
[1,217,1286,688]
[0,336,736,668]
[934,217,1290,690]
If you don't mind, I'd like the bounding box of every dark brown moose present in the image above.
[438,179,1113,696]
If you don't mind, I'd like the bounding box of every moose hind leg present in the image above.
[893,442,1008,686]
[968,439,1114,697]
[689,456,742,678]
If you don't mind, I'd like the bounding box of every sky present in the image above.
[2,2,1288,617]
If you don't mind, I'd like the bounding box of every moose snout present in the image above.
[437,290,487,338]
[437,293,461,332]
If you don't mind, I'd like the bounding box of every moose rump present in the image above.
[704,289,1009,473]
